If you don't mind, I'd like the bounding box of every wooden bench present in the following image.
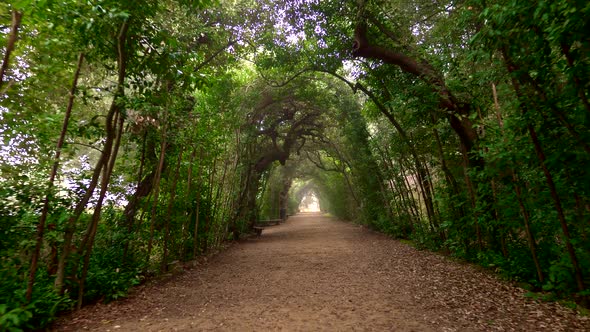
[253,226,264,237]
[259,218,282,226]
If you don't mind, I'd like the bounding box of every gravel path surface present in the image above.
[52,213,590,331]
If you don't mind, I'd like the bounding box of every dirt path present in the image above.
[54,213,589,331]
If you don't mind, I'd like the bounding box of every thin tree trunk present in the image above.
[192,147,205,259]
[514,171,544,283]
[220,139,241,240]
[506,71,585,293]
[202,157,218,253]
[378,150,412,228]
[463,144,482,250]
[383,144,419,224]
[399,156,422,223]
[341,165,361,209]
[0,10,23,89]
[492,83,542,275]
[161,147,184,273]
[423,156,445,241]
[527,121,584,291]
[211,152,229,248]
[122,131,149,263]
[146,124,167,266]
[182,147,196,258]
[432,122,465,225]
[323,71,442,227]
[55,22,130,293]
[560,43,590,115]
[475,104,505,255]
[26,53,85,302]
[506,52,590,154]
[211,152,229,224]
[431,114,459,195]
[376,173,395,221]
[380,151,413,223]
[77,110,124,309]
[354,82,436,227]
[54,142,107,294]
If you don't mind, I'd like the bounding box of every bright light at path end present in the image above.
[299,192,320,213]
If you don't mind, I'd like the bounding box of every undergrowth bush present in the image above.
[0,260,72,331]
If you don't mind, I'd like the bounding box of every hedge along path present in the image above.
[53,213,590,331]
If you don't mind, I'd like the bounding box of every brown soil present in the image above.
[52,213,590,331]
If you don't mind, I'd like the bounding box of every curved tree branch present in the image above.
[0,10,23,89]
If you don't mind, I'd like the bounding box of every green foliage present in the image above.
[0,259,72,331]
[2,1,590,330]
[82,257,142,303]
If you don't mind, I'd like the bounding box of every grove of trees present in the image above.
[1,0,588,329]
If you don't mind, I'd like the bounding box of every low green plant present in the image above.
[0,259,72,331]
[81,244,144,304]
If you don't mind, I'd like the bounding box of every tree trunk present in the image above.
[54,20,128,294]
[182,147,196,258]
[77,109,124,309]
[0,10,23,90]
[491,83,543,281]
[382,150,413,229]
[371,143,399,220]
[122,132,151,264]
[560,43,590,115]
[161,147,184,273]
[219,138,241,241]
[202,157,218,253]
[514,172,544,283]
[26,52,85,302]
[527,121,584,292]
[146,124,167,266]
[350,81,437,227]
[211,152,229,248]
[398,155,422,224]
[382,144,420,225]
[506,68,585,294]
[192,147,205,259]
[323,71,438,228]
[431,114,459,196]
[351,10,479,168]
[432,122,465,226]
[54,139,107,294]
[460,141,482,250]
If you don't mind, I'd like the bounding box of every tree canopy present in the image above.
[1,0,589,328]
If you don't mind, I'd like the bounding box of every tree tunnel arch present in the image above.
[289,179,323,213]
[257,153,365,223]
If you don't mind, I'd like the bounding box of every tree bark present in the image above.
[491,84,542,275]
[212,156,230,248]
[202,157,218,253]
[26,52,85,302]
[122,132,151,264]
[146,123,167,266]
[192,147,205,259]
[54,20,129,294]
[527,120,584,292]
[506,65,585,293]
[77,109,124,309]
[351,13,479,165]
[161,147,184,273]
[322,71,438,228]
[182,146,196,257]
[0,10,23,89]
[560,43,590,116]
[375,143,414,231]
